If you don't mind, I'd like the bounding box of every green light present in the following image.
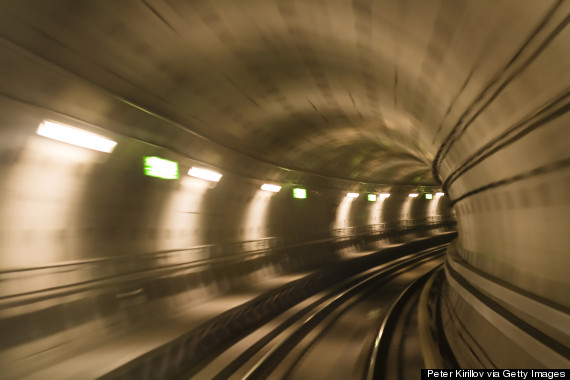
[143,156,179,179]
[368,194,377,201]
[293,188,307,199]
[425,193,433,200]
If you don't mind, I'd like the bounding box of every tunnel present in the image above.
[0,0,568,378]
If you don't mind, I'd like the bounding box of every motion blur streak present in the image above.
[0,0,568,378]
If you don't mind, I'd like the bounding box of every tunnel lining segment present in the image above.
[444,263,570,367]
[448,156,570,207]
[447,245,569,331]
[441,90,570,192]
[431,0,567,184]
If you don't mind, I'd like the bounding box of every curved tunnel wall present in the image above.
[429,1,570,367]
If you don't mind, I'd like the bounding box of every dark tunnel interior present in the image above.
[0,0,568,378]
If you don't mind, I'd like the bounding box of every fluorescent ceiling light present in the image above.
[425,193,433,200]
[261,184,281,192]
[143,156,179,179]
[435,192,445,197]
[367,194,377,201]
[188,167,222,182]
[379,193,391,199]
[293,188,306,199]
[37,120,117,153]
[347,193,359,198]
[408,193,419,198]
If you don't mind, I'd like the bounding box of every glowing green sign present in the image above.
[293,188,307,199]
[143,156,179,179]
[367,194,377,202]
[425,193,433,200]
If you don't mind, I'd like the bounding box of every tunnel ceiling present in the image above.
[1,0,558,186]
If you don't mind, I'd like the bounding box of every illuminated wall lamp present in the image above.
[347,193,359,199]
[261,184,281,192]
[188,167,222,182]
[408,193,419,198]
[36,120,117,153]
[435,192,445,197]
[379,193,391,199]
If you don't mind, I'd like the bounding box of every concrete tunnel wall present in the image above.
[0,0,568,372]
[0,94,451,269]
[0,59,453,371]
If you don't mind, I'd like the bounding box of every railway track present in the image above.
[185,244,448,380]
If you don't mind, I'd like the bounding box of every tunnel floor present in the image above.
[6,234,456,380]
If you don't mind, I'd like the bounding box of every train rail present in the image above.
[185,244,448,380]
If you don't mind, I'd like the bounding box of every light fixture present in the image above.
[408,193,419,198]
[425,193,433,200]
[36,120,117,153]
[293,188,307,199]
[379,193,391,199]
[143,156,179,179]
[261,184,281,192]
[367,194,377,201]
[435,192,445,197]
[188,167,222,182]
[347,193,359,199]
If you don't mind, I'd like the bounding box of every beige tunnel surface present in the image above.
[0,0,568,374]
